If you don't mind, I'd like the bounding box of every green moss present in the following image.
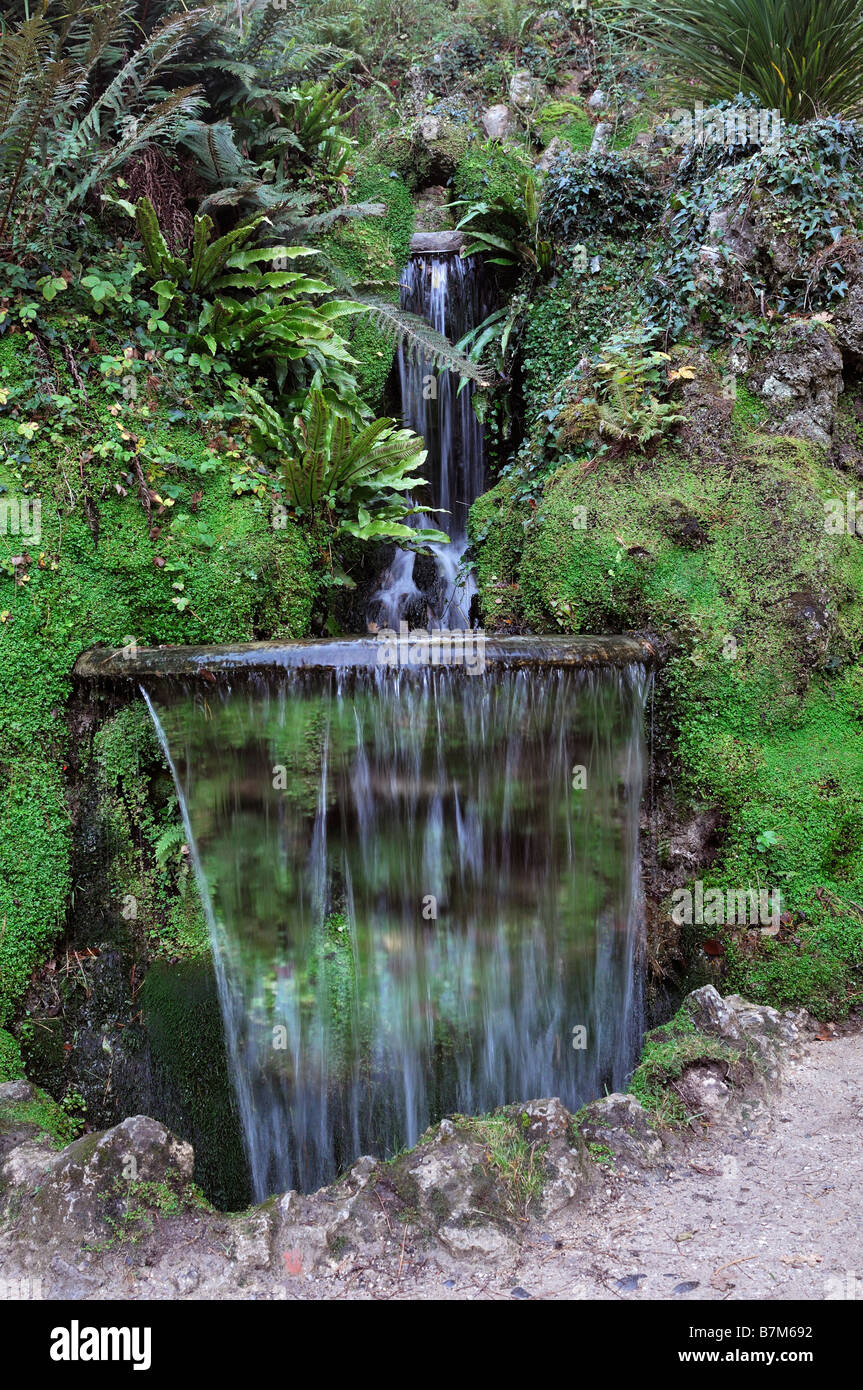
[140,960,248,1210]
[375,120,472,193]
[536,99,594,152]
[322,162,415,411]
[0,329,317,1028]
[85,1174,211,1252]
[452,1112,547,1218]
[610,114,651,151]
[1,1084,81,1146]
[469,477,530,628]
[0,1028,24,1081]
[629,1008,739,1126]
[732,380,769,428]
[453,140,533,218]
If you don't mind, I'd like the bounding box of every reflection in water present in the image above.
[144,664,649,1200]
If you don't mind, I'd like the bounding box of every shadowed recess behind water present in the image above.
[143,664,649,1201]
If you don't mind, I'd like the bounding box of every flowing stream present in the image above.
[142,665,649,1201]
[368,252,490,631]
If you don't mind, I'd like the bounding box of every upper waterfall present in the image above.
[367,250,491,633]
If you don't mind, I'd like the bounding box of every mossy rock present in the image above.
[0,1080,80,1158]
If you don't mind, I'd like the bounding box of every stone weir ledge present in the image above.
[410,230,465,255]
[73,633,663,682]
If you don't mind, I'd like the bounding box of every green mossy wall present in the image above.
[322,162,416,412]
[141,960,249,1211]
[0,330,317,1029]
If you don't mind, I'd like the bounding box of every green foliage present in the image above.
[625,0,863,122]
[455,170,551,272]
[262,388,445,545]
[558,326,687,449]
[472,0,542,48]
[87,1174,211,1252]
[452,1111,547,1217]
[0,327,317,1027]
[629,1010,739,1126]
[0,1027,24,1080]
[454,139,535,221]
[92,704,198,943]
[135,195,364,399]
[0,1081,82,1145]
[288,0,461,79]
[0,0,205,257]
[540,149,662,242]
[471,419,863,1016]
[277,81,354,172]
[321,162,415,409]
[652,117,863,338]
[520,238,649,429]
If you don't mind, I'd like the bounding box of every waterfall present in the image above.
[368,252,490,632]
[141,663,650,1202]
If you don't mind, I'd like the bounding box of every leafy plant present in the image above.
[256,387,446,544]
[455,170,551,273]
[277,81,354,171]
[457,297,524,369]
[624,0,863,122]
[0,0,206,256]
[539,149,662,242]
[651,117,863,338]
[559,325,687,448]
[135,194,364,396]
[472,0,542,48]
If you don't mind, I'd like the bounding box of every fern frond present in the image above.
[47,7,208,179]
[358,296,493,386]
[296,201,386,235]
[154,821,186,868]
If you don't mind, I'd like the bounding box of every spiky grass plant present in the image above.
[624,0,863,121]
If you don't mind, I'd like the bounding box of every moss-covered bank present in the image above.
[0,326,317,1035]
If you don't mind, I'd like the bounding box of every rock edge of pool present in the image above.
[74,632,663,680]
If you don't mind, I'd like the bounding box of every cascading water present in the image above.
[141,663,649,1202]
[368,252,490,632]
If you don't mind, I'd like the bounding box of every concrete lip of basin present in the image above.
[409,231,465,255]
[74,634,662,681]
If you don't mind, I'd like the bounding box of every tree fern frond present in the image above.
[60,86,204,208]
[297,201,386,235]
[47,7,208,176]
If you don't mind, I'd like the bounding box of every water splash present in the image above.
[142,664,649,1201]
[368,253,490,632]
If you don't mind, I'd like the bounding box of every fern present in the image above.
[0,0,208,252]
[276,388,446,545]
[154,821,186,869]
[357,295,493,386]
